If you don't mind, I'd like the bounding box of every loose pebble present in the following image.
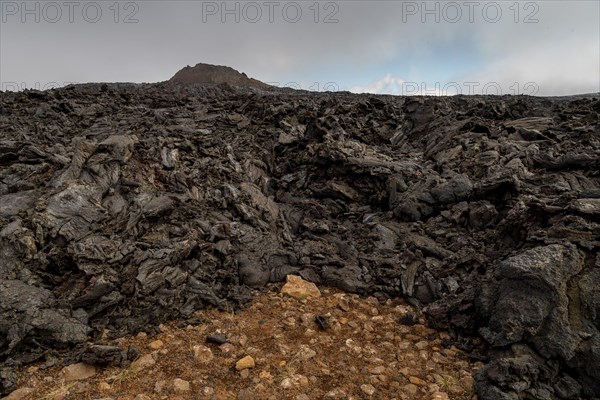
[236,355,256,370]
[173,378,190,392]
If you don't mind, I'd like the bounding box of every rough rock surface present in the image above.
[0,81,599,399]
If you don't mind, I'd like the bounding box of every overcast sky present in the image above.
[1,0,599,95]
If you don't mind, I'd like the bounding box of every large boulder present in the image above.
[476,244,600,398]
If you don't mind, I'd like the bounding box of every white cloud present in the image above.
[350,74,405,95]
[350,74,466,96]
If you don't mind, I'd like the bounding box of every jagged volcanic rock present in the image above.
[0,79,599,399]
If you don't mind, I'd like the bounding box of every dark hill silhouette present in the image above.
[169,63,269,88]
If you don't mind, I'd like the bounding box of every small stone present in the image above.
[3,387,34,400]
[259,370,273,379]
[300,313,316,327]
[131,354,156,371]
[304,328,316,337]
[432,352,446,363]
[202,387,215,396]
[345,338,362,354]
[236,334,248,346]
[415,341,428,350]
[296,395,310,400]
[438,331,450,340]
[432,374,445,385]
[280,275,321,300]
[369,366,386,375]
[338,299,350,312]
[409,376,427,386]
[315,315,329,330]
[173,378,190,392]
[280,375,307,390]
[206,334,228,344]
[442,347,458,357]
[296,345,316,360]
[193,345,214,363]
[135,395,151,400]
[154,380,166,393]
[432,392,450,400]
[220,343,236,353]
[148,340,164,350]
[240,369,250,379]
[280,378,293,389]
[61,363,96,381]
[360,384,376,396]
[448,384,464,394]
[136,332,147,340]
[400,312,419,326]
[324,387,347,399]
[98,382,111,391]
[403,383,419,395]
[236,355,255,370]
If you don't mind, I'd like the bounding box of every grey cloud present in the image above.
[1,1,598,95]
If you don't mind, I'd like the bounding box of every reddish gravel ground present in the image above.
[7,282,481,400]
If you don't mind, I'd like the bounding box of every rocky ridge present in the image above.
[0,80,599,399]
[168,63,270,89]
